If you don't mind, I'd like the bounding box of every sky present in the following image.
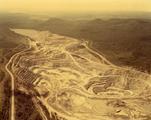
[0,0,151,13]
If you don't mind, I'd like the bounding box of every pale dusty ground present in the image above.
[8,29,151,120]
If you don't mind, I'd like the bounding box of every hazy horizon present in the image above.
[0,0,151,13]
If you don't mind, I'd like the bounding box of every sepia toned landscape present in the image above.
[0,1,151,120]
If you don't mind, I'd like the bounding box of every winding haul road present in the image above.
[5,39,31,120]
[5,55,15,120]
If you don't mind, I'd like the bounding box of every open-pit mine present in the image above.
[5,29,151,120]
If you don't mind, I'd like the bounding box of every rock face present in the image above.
[8,29,151,120]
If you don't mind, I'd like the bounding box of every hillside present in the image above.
[0,13,151,72]
[37,18,151,72]
[0,26,27,48]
